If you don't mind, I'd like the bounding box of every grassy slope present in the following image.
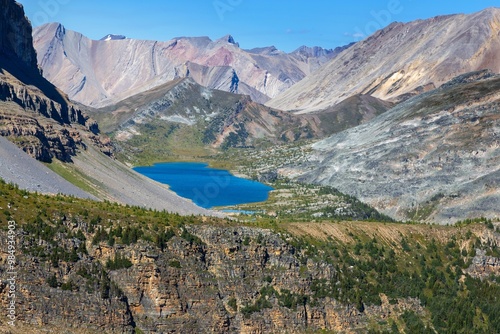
[88,78,394,168]
[113,119,216,166]
[44,159,102,196]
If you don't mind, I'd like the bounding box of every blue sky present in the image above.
[17,0,500,52]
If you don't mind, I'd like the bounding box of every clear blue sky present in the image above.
[17,0,500,52]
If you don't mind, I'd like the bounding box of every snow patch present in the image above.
[160,115,195,125]
[101,34,127,41]
[201,88,213,100]
[204,112,219,121]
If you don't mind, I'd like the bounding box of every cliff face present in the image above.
[0,69,112,162]
[0,0,37,69]
[0,222,425,333]
[0,72,92,127]
[0,0,112,162]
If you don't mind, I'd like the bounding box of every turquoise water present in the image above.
[220,209,259,215]
[134,162,273,208]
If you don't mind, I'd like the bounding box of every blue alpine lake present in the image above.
[133,162,273,208]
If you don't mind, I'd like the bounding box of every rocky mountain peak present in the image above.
[217,34,239,47]
[54,22,66,40]
[292,45,334,57]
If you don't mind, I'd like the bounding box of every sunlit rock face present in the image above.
[268,8,500,113]
[33,23,341,107]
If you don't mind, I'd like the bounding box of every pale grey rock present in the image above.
[298,72,500,223]
[0,136,95,199]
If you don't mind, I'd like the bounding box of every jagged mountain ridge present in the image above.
[33,23,342,107]
[92,78,316,164]
[298,70,500,223]
[90,77,393,165]
[267,8,500,113]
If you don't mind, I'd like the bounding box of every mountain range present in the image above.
[33,23,345,107]
[267,8,500,112]
[24,6,500,223]
[1,1,500,333]
[2,3,500,220]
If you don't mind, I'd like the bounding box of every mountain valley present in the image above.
[0,1,499,333]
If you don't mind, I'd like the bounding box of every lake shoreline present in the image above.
[134,162,273,209]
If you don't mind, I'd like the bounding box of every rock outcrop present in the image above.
[467,226,500,278]
[468,249,500,278]
[267,8,500,112]
[0,221,426,333]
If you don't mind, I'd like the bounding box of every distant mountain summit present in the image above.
[291,45,336,58]
[246,46,282,55]
[100,34,126,41]
[33,24,338,107]
[218,34,239,46]
[268,7,500,112]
